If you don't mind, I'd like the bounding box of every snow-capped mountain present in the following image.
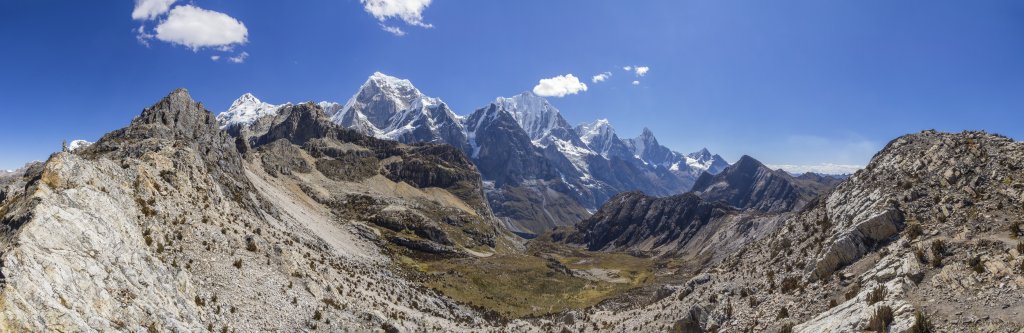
[68,140,92,152]
[575,119,634,160]
[216,93,282,128]
[494,92,584,145]
[218,72,730,234]
[625,128,728,175]
[686,148,730,174]
[331,72,467,149]
[316,101,343,117]
[492,92,599,179]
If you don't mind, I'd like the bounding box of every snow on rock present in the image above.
[68,140,93,152]
[216,93,282,128]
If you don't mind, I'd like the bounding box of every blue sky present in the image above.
[2,0,1023,171]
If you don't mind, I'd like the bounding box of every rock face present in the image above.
[691,155,836,212]
[0,89,512,332]
[563,130,1024,332]
[562,192,731,253]
[556,192,786,259]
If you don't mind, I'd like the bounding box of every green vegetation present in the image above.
[397,242,657,318]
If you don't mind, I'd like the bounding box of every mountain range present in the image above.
[1,87,1022,332]
[219,72,729,235]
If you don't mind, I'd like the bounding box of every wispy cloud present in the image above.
[533,74,588,97]
[592,72,611,83]
[227,52,249,63]
[632,80,640,85]
[634,66,649,76]
[380,25,407,36]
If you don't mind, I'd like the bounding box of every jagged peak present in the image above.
[137,88,205,122]
[218,93,282,128]
[732,155,765,169]
[230,92,261,107]
[638,127,656,140]
[577,118,616,144]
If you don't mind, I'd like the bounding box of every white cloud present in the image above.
[623,66,632,71]
[592,72,611,83]
[362,0,433,35]
[766,163,863,175]
[132,0,177,21]
[533,74,588,97]
[632,80,640,85]
[154,5,248,51]
[135,25,155,46]
[381,25,407,36]
[228,52,249,63]
[210,55,221,61]
[634,66,650,76]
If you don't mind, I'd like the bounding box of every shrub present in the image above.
[1018,241,1024,254]
[968,255,985,274]
[913,246,926,263]
[776,307,789,319]
[829,298,838,308]
[866,285,887,305]
[1011,222,1022,238]
[930,240,945,257]
[780,276,800,294]
[867,305,894,332]
[929,240,946,267]
[233,259,242,269]
[905,222,923,239]
[313,310,322,321]
[908,310,934,333]
[778,322,794,333]
[195,296,205,307]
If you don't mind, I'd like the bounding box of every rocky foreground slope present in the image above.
[559,130,1024,332]
[0,90,520,332]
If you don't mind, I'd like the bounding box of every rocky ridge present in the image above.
[0,90,517,332]
[558,130,1024,332]
[692,155,836,213]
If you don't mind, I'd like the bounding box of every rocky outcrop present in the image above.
[0,90,513,332]
[559,192,731,253]
[245,102,500,250]
[569,131,1024,332]
[692,155,835,212]
[556,191,788,260]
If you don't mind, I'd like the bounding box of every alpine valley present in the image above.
[1,77,1023,333]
